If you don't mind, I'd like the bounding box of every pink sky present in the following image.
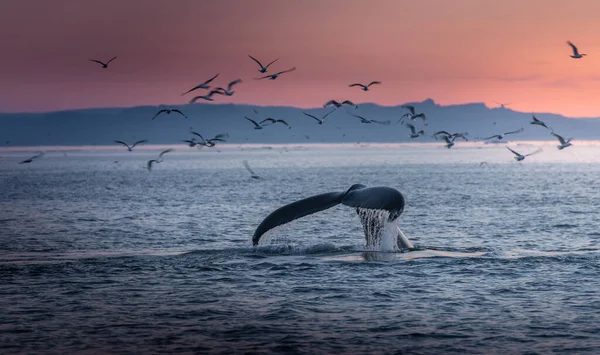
[2,0,600,117]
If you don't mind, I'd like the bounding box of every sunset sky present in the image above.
[2,0,600,116]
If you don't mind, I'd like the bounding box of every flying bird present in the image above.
[347,112,390,125]
[89,56,117,68]
[190,131,229,147]
[181,73,220,95]
[567,41,586,59]
[183,139,199,147]
[189,89,225,103]
[405,124,424,139]
[248,55,279,73]
[442,135,456,149]
[147,149,173,171]
[215,79,242,96]
[432,131,468,141]
[506,146,542,161]
[303,109,336,125]
[243,160,261,179]
[482,128,524,141]
[323,100,357,108]
[260,118,291,128]
[349,81,381,91]
[19,152,44,164]
[494,101,511,109]
[255,67,296,80]
[399,105,428,125]
[152,108,187,120]
[531,114,550,129]
[114,139,147,151]
[245,117,263,130]
[551,131,573,150]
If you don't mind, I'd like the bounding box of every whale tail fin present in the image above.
[252,191,345,245]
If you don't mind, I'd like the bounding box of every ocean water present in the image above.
[1,144,600,354]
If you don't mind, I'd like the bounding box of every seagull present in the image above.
[181,73,220,95]
[190,131,229,147]
[303,109,336,125]
[482,128,524,140]
[245,117,263,130]
[531,114,550,129]
[89,56,117,68]
[398,105,428,125]
[260,118,291,128]
[567,41,586,59]
[432,131,468,141]
[551,131,573,150]
[19,152,44,164]
[255,67,296,80]
[152,109,187,120]
[324,100,357,108]
[114,139,147,151]
[494,101,511,109]
[215,79,242,96]
[249,55,279,73]
[506,146,543,161]
[243,160,261,179]
[146,148,173,171]
[405,123,424,139]
[347,112,390,125]
[349,81,381,91]
[182,139,199,147]
[189,89,225,103]
[442,135,456,149]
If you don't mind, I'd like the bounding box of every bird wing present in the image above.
[525,148,543,157]
[106,56,117,64]
[27,152,44,161]
[406,123,416,134]
[367,81,381,87]
[131,140,148,148]
[265,58,279,68]
[567,41,579,55]
[203,73,220,85]
[505,146,521,157]
[248,55,265,69]
[254,74,272,80]
[171,109,187,118]
[402,105,415,115]
[324,100,339,107]
[181,84,204,96]
[372,120,391,125]
[551,132,566,144]
[276,67,296,75]
[341,100,355,106]
[191,131,206,141]
[211,133,229,141]
[260,118,276,124]
[321,109,336,120]
[276,119,290,126]
[243,160,256,175]
[159,149,173,159]
[147,160,157,171]
[114,140,130,148]
[349,83,366,88]
[303,112,321,122]
[245,117,261,128]
[482,135,501,140]
[152,109,167,120]
[89,59,106,65]
[208,89,224,97]
[504,127,524,135]
[433,130,451,137]
[227,79,242,90]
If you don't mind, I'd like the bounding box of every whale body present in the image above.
[252,184,413,250]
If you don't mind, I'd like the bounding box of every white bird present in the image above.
[243,160,261,179]
[551,131,573,150]
[323,100,356,108]
[249,55,279,73]
[432,131,468,141]
[114,139,147,151]
[494,101,511,109]
[405,123,424,139]
[152,109,187,120]
[506,146,542,161]
[567,41,586,59]
[482,128,524,140]
[19,152,44,164]
[255,67,296,80]
[399,105,428,125]
[89,56,117,68]
[147,149,173,171]
[215,79,242,96]
[189,89,225,103]
[245,117,263,130]
[347,112,390,125]
[349,81,381,91]
[181,74,220,95]
[303,109,336,125]
[443,135,456,149]
[530,114,550,129]
[190,131,229,147]
[260,118,291,128]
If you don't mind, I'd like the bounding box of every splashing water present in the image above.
[356,208,408,252]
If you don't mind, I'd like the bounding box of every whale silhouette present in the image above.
[252,184,413,250]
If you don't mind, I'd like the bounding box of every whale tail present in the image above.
[252,184,410,250]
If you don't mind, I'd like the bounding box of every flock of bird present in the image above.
[18,42,584,167]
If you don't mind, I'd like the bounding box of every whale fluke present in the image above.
[252,184,409,250]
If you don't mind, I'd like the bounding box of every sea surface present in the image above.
[1,144,600,354]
